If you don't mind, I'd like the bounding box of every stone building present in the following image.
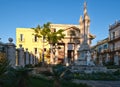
[92,20,120,66]
[16,2,95,65]
[108,20,120,65]
[91,38,109,65]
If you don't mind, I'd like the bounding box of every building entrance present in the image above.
[67,50,74,64]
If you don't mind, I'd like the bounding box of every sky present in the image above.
[0,0,120,46]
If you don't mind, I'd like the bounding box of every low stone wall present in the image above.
[71,65,107,73]
[32,67,52,74]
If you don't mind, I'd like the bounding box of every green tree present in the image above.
[33,22,65,64]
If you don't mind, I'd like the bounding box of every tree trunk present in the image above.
[50,44,53,64]
[54,79,61,87]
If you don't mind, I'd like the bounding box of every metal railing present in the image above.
[110,34,120,41]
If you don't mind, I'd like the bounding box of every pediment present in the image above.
[64,26,80,37]
[65,26,80,31]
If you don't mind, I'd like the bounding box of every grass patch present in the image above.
[30,77,53,87]
[74,71,120,81]
[30,76,91,87]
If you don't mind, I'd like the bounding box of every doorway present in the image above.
[67,50,74,64]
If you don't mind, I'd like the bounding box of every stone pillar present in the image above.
[30,52,33,64]
[25,48,29,65]
[34,56,36,65]
[99,55,103,66]
[64,43,68,66]
[74,44,78,63]
[18,44,24,67]
[114,52,119,65]
[6,38,16,67]
[33,55,36,65]
[36,52,40,64]
[55,46,58,64]
[93,51,97,61]
[105,53,109,63]
[36,57,38,64]
[32,55,34,65]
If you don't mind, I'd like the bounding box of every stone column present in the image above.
[6,38,16,67]
[74,44,78,63]
[30,52,33,64]
[32,55,35,64]
[93,51,97,61]
[25,48,29,65]
[64,43,68,66]
[114,52,119,65]
[36,52,40,64]
[99,55,103,66]
[105,53,109,63]
[55,46,58,64]
[18,44,24,67]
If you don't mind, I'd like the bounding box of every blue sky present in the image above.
[0,0,120,46]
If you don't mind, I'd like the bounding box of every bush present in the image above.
[106,65,120,69]
[25,64,34,68]
[104,61,115,66]
[40,71,53,76]
[114,69,120,75]
[73,72,120,81]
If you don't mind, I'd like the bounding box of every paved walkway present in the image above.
[73,80,120,87]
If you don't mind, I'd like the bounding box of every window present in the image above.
[98,47,102,53]
[113,43,115,51]
[51,28,56,32]
[78,30,81,36]
[112,32,115,39]
[20,34,24,41]
[44,48,46,51]
[54,29,56,32]
[103,45,107,49]
[34,35,38,42]
[68,30,76,36]
[34,48,37,54]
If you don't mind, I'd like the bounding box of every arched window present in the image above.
[67,30,76,36]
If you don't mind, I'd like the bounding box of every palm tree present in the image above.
[52,65,72,87]
[5,66,33,87]
[0,58,32,87]
[33,22,65,64]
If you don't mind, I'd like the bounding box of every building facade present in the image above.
[16,2,95,65]
[91,38,109,65]
[108,21,120,65]
[16,28,50,63]
[92,20,120,66]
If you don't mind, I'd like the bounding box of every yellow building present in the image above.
[16,28,50,62]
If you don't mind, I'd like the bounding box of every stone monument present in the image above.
[71,2,107,73]
[76,2,94,66]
